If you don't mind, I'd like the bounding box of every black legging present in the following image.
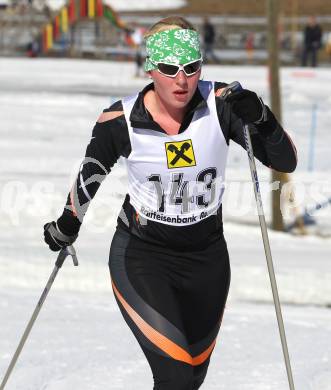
[109,227,231,389]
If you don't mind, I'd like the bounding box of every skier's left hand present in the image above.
[224,88,265,124]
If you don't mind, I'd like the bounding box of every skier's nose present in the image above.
[175,70,188,87]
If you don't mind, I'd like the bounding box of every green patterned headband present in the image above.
[144,29,202,72]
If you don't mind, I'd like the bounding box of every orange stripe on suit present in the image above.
[70,188,78,217]
[112,280,216,366]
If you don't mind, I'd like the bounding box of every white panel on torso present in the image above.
[122,80,229,226]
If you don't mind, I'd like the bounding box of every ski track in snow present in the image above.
[0,58,330,389]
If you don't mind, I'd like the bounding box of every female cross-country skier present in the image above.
[44,16,297,390]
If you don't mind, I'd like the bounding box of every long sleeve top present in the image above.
[57,82,297,250]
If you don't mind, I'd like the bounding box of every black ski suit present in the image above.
[57,82,297,389]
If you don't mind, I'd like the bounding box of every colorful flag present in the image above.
[96,0,103,17]
[68,0,75,23]
[104,6,117,25]
[43,28,48,52]
[46,23,53,49]
[54,15,60,39]
[61,7,68,33]
[80,0,87,18]
[88,0,95,18]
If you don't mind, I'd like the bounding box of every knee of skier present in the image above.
[153,365,194,390]
[192,374,206,389]
[192,358,209,389]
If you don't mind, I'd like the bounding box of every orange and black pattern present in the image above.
[108,227,230,388]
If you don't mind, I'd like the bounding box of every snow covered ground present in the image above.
[0,58,330,389]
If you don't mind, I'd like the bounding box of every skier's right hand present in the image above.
[43,221,78,252]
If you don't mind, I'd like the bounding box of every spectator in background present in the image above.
[245,32,255,63]
[301,16,323,67]
[202,17,218,64]
[26,40,39,58]
[129,24,146,78]
[325,32,331,62]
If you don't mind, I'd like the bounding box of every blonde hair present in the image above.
[144,16,196,39]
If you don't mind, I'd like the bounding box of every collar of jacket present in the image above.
[129,82,208,134]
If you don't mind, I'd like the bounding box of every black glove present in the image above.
[44,221,78,252]
[225,88,266,124]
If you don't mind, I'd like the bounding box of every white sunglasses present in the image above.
[151,58,203,78]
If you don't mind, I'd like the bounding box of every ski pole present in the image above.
[243,122,295,390]
[221,82,296,390]
[0,245,78,390]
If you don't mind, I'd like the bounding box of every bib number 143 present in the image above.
[147,167,217,214]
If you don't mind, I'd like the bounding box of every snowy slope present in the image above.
[0,58,330,389]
